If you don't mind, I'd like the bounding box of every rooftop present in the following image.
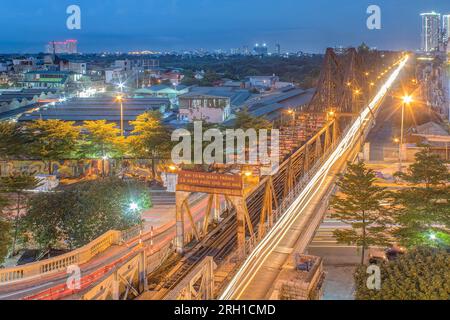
[17,97,170,127]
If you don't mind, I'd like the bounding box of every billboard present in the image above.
[176,171,243,196]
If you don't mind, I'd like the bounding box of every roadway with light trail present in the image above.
[220,55,410,300]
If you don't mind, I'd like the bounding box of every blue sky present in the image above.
[0,0,449,53]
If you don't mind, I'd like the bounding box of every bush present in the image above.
[354,247,450,300]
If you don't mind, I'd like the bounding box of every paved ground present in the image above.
[321,266,356,300]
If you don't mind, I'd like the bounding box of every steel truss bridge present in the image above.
[0,48,408,300]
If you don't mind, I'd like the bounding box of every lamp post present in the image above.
[116,95,124,137]
[399,95,412,172]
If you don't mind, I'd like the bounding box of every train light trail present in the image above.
[220,55,409,300]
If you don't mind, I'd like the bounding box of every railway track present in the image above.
[154,151,307,297]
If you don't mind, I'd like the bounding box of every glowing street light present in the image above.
[398,95,413,172]
[402,95,413,105]
[116,95,124,137]
[129,202,139,211]
[429,233,437,241]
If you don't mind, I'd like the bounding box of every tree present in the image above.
[391,146,450,248]
[330,161,390,264]
[0,194,11,264]
[0,218,11,265]
[354,247,450,300]
[80,120,125,177]
[129,111,173,179]
[234,108,272,131]
[0,121,31,159]
[26,120,80,174]
[0,173,41,255]
[23,178,151,249]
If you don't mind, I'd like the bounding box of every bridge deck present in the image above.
[238,142,356,299]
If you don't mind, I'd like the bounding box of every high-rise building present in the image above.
[253,43,268,56]
[443,14,450,48]
[275,44,281,55]
[46,40,78,54]
[421,12,441,52]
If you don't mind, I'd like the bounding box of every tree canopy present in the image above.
[331,161,390,264]
[0,121,31,159]
[391,147,450,248]
[22,178,151,249]
[25,120,80,174]
[79,120,125,159]
[233,108,273,131]
[0,194,11,264]
[354,247,450,300]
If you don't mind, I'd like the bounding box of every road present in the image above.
[219,55,409,300]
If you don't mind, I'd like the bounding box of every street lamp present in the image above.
[287,109,296,122]
[327,110,335,121]
[429,232,437,241]
[398,95,413,172]
[129,202,139,211]
[116,95,124,137]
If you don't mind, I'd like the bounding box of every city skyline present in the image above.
[1,0,450,53]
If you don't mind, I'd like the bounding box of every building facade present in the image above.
[179,93,231,123]
[443,14,450,52]
[46,40,78,54]
[421,12,441,52]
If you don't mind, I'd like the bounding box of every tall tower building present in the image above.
[443,14,450,48]
[421,12,441,52]
[253,43,268,56]
[275,44,281,55]
[46,40,78,54]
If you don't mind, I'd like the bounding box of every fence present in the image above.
[0,230,121,285]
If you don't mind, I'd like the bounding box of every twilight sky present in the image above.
[1,0,449,53]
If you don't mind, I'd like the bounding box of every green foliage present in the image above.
[25,120,80,174]
[0,121,31,159]
[391,147,450,248]
[0,173,42,194]
[331,161,390,264]
[170,55,322,89]
[130,111,173,177]
[354,247,450,300]
[79,120,124,159]
[23,178,151,249]
[395,146,450,187]
[0,218,11,264]
[0,173,41,254]
[0,194,11,264]
[130,111,173,158]
[233,108,273,131]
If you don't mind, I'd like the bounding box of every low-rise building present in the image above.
[246,75,280,90]
[18,97,170,133]
[134,84,189,100]
[20,70,81,89]
[179,92,231,123]
[178,87,251,123]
